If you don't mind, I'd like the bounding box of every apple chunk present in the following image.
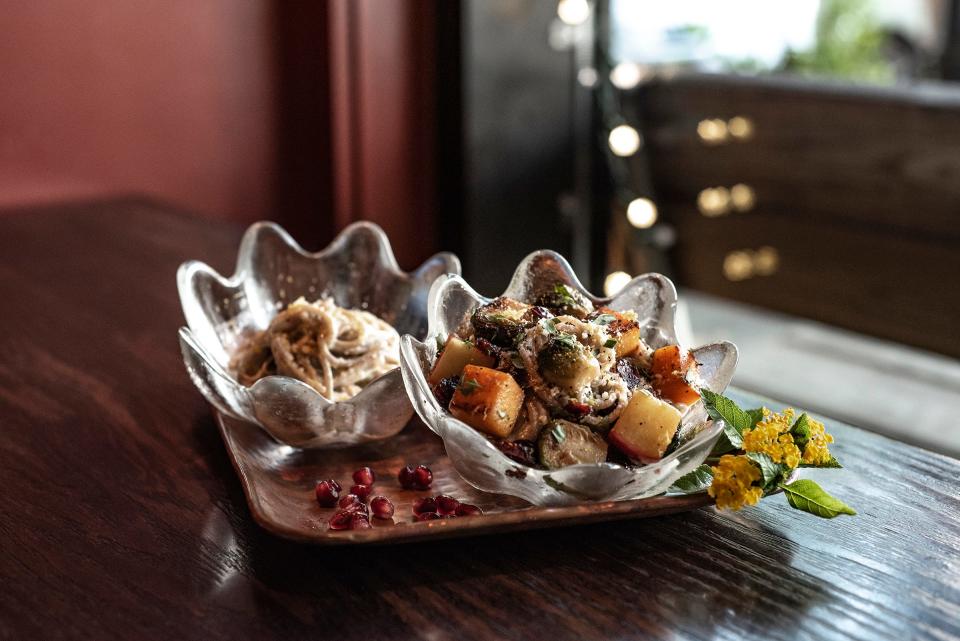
[429,336,495,385]
[449,365,524,438]
[650,345,701,405]
[609,389,682,462]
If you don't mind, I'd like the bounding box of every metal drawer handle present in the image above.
[697,116,754,145]
[723,246,779,281]
[698,184,755,216]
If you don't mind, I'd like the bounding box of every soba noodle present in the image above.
[231,297,400,401]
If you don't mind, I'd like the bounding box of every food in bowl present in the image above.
[231,296,400,402]
[428,284,704,469]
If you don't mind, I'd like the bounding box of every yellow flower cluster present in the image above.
[742,408,801,469]
[801,416,835,465]
[708,455,762,510]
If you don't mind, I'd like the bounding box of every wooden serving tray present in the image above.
[217,413,713,545]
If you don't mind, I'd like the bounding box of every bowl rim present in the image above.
[177,219,461,407]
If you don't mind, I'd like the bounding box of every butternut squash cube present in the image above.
[449,365,523,438]
[429,336,495,385]
[609,389,682,462]
[650,345,701,405]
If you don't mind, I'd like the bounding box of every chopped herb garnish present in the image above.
[542,318,558,334]
[593,313,617,326]
[458,377,481,396]
[604,338,618,348]
[550,423,566,443]
[554,333,578,349]
[435,335,445,352]
[510,353,525,369]
[554,283,576,304]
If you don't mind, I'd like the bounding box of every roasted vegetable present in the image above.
[589,308,642,358]
[608,389,682,462]
[536,335,600,392]
[650,345,700,405]
[471,297,537,346]
[429,336,495,385]
[449,365,524,438]
[533,283,594,319]
[538,419,608,469]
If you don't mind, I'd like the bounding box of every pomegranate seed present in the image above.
[328,510,353,530]
[315,480,341,507]
[412,497,438,515]
[398,465,417,489]
[435,495,460,515]
[416,512,441,521]
[370,496,395,519]
[338,494,364,510]
[456,503,483,517]
[352,467,376,486]
[351,484,372,500]
[350,514,372,530]
[413,465,433,490]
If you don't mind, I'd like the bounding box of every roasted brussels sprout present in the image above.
[537,335,600,391]
[538,419,608,469]
[533,283,594,319]
[471,297,535,346]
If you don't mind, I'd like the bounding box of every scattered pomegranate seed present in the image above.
[351,484,372,500]
[435,495,460,515]
[455,503,483,517]
[398,465,417,489]
[315,480,341,507]
[370,496,395,520]
[412,497,438,515]
[338,494,364,510]
[350,514,373,530]
[328,510,353,530]
[413,465,433,490]
[352,467,376,486]
[416,512,441,521]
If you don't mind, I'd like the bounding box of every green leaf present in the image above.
[593,313,617,326]
[710,435,737,456]
[458,377,481,396]
[791,413,812,449]
[670,464,714,494]
[745,408,765,428]
[746,452,787,491]
[550,423,566,443]
[701,389,753,448]
[799,456,843,469]
[780,479,856,518]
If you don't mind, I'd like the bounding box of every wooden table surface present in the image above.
[1,198,958,641]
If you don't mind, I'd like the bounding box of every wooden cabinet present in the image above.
[636,74,960,357]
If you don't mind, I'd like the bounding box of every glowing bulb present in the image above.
[610,62,644,90]
[728,116,754,140]
[604,271,631,296]
[577,67,598,88]
[626,198,657,228]
[557,0,590,25]
[730,183,755,212]
[697,118,728,144]
[723,251,753,281]
[697,187,731,217]
[608,125,641,157]
[753,246,779,275]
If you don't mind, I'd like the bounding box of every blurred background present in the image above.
[2,0,958,454]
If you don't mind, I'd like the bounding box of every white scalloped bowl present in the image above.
[178,221,460,448]
[399,251,737,506]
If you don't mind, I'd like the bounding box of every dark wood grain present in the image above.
[1,198,958,641]
[636,74,960,358]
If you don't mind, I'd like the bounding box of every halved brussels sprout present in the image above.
[537,335,600,391]
[471,297,537,346]
[538,419,608,469]
[533,283,594,319]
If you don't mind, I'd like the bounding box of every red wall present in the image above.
[0,1,277,223]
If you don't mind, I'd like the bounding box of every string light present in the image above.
[730,183,755,211]
[626,198,657,228]
[697,187,731,217]
[557,0,590,26]
[728,116,755,140]
[697,119,728,144]
[610,62,644,90]
[604,271,632,296]
[608,125,641,156]
[577,67,598,88]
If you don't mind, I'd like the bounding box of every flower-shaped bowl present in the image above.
[399,251,738,506]
[178,221,460,448]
